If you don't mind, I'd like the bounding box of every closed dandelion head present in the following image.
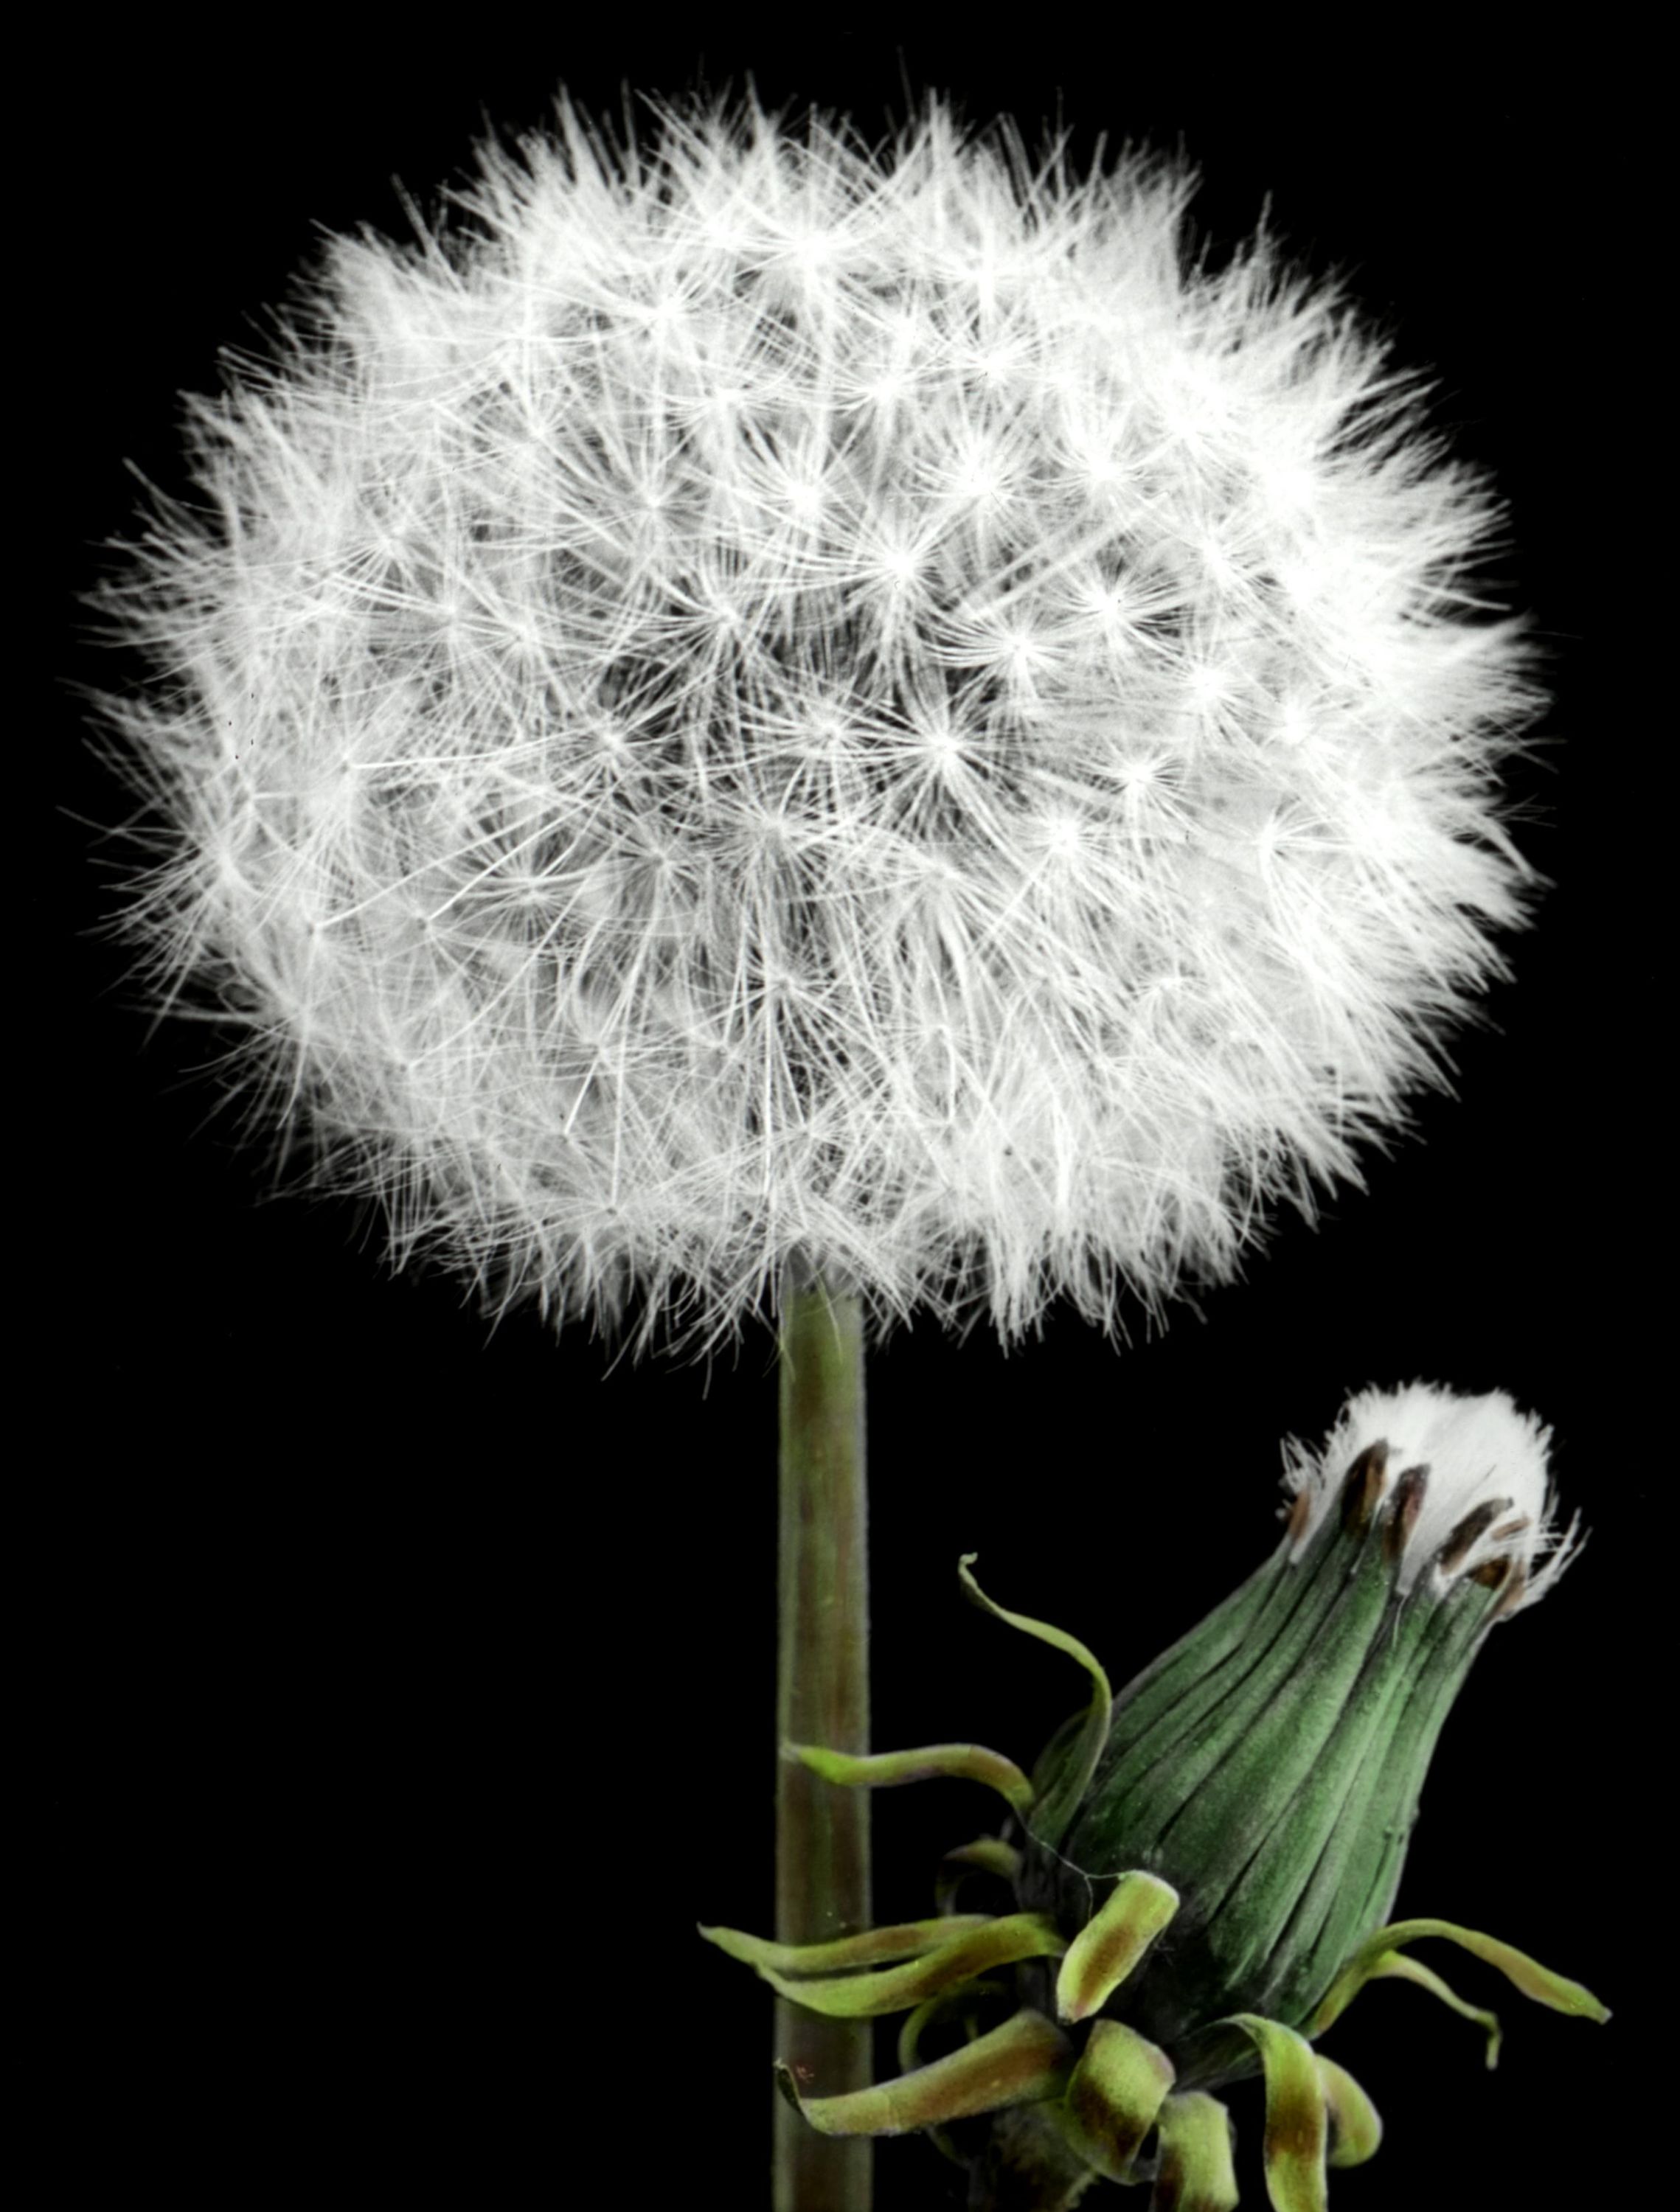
[704,1385,1607,2205]
[91,93,1543,1354]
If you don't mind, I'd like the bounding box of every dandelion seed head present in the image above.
[91,92,1544,1355]
[1284,1384,1579,1610]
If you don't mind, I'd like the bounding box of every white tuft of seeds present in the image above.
[1284,1383,1579,1609]
[92,94,1544,1352]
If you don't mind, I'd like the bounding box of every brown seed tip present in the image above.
[1285,1483,1314,1545]
[1339,1440,1389,1538]
[1488,1563,1530,1621]
[1383,1462,1429,1562]
[1437,1497,1515,1578]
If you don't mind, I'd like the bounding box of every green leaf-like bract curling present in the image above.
[702,1391,1608,2205]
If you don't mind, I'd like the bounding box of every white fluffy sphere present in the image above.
[95,96,1542,1352]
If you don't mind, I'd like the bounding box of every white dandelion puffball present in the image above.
[96,95,1543,1353]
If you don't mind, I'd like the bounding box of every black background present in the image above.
[36,27,1649,2208]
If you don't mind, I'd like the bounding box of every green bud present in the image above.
[702,1385,1608,2208]
[1019,1388,1578,2086]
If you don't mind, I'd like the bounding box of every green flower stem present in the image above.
[775,1272,872,2211]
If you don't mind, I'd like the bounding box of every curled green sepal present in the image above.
[1151,2092,1240,2212]
[935,1837,1023,1915]
[1358,1948,1503,2067]
[737,1911,1068,2018]
[959,1554,1111,1846]
[1058,2017,1176,2183]
[1311,1916,1611,2039]
[898,1980,1012,2171]
[1056,1869,1180,2023]
[775,2005,1072,2135]
[1316,2055,1381,2168]
[697,1913,993,1978]
[785,1738,1034,1818]
[1218,2014,1327,2212]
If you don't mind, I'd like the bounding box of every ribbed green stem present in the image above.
[775,1270,871,2211]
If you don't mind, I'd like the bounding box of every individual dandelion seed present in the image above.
[705,1385,1609,2209]
[88,91,1544,1360]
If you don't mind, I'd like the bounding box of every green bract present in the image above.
[702,1388,1608,2208]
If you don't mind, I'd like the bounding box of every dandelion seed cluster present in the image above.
[97,96,1542,1351]
[1280,1383,1577,1608]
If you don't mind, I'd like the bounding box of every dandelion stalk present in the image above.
[775,1268,870,2208]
